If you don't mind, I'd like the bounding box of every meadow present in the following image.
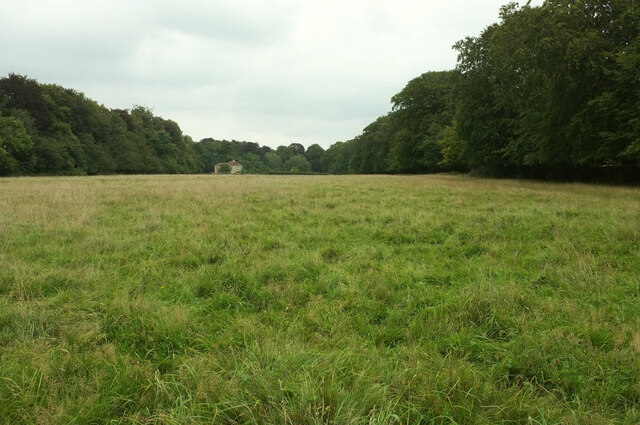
[0,174,639,424]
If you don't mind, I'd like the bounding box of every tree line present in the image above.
[0,73,328,176]
[196,140,326,174]
[322,0,639,182]
[326,0,640,181]
[1,0,638,181]
[0,73,200,175]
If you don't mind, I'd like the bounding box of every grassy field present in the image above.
[0,174,639,424]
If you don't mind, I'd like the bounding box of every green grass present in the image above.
[0,174,639,424]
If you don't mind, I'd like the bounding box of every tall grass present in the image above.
[0,174,639,424]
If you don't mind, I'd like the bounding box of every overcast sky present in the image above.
[0,0,542,148]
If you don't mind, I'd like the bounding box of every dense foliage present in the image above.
[323,0,640,181]
[0,74,201,175]
[0,73,326,176]
[196,138,323,174]
[453,0,640,180]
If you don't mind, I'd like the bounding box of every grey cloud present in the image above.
[145,0,298,44]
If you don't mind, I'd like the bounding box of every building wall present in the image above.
[215,163,242,174]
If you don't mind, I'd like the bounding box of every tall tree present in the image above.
[288,143,305,156]
[304,144,325,172]
[284,155,312,173]
[0,115,33,175]
[0,73,52,131]
[454,0,640,177]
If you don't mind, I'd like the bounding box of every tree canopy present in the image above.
[0,74,201,175]
[452,0,640,179]
[321,0,640,182]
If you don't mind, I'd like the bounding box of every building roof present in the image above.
[227,160,242,166]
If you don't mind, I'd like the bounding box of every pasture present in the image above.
[0,174,639,424]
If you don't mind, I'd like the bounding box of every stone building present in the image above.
[214,160,243,174]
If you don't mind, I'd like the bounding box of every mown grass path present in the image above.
[1,174,639,424]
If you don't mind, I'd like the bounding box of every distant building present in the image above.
[214,160,243,174]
